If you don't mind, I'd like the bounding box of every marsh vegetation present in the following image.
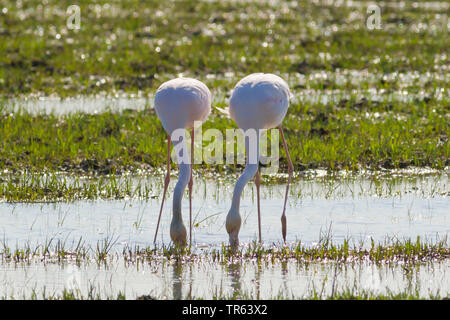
[0,0,448,299]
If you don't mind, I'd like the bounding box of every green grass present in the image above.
[0,0,448,175]
[3,236,447,265]
[0,97,447,175]
[0,2,448,300]
[213,236,450,265]
[0,0,448,96]
[4,287,447,300]
[0,170,158,202]
[5,288,447,300]
[0,167,446,202]
[1,237,448,300]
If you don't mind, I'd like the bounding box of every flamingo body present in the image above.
[229,73,291,131]
[155,77,211,134]
[153,77,211,245]
[226,73,292,247]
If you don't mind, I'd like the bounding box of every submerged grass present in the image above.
[2,236,448,266]
[0,169,446,202]
[213,237,450,266]
[4,287,448,300]
[1,237,448,300]
[0,171,158,202]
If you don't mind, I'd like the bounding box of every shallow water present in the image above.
[0,173,448,299]
[0,173,448,249]
[1,257,448,299]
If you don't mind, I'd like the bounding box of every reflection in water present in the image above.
[0,255,448,299]
[172,260,183,300]
[171,257,195,299]
[0,173,447,249]
[255,260,262,300]
[228,260,241,299]
[0,174,447,299]
[281,260,288,297]
[188,263,193,299]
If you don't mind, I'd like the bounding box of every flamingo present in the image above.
[225,73,293,247]
[153,77,211,246]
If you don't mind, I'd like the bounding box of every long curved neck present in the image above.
[231,130,261,210]
[172,132,191,222]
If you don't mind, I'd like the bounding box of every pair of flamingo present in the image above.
[153,73,293,247]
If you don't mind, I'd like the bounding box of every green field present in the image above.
[0,1,449,300]
[0,0,448,176]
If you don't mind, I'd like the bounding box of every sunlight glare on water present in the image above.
[0,173,447,250]
[0,173,448,299]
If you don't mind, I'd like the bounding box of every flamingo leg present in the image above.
[154,134,171,244]
[188,129,194,246]
[278,126,293,243]
[255,168,262,244]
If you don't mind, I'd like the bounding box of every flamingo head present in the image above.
[225,207,241,248]
[170,220,187,246]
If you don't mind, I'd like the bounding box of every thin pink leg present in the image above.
[279,126,293,243]
[154,135,171,244]
[188,129,194,246]
[255,168,262,244]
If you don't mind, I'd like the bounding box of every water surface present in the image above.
[0,173,448,299]
[0,172,447,249]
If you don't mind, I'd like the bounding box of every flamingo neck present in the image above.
[230,130,261,210]
[171,132,191,223]
[230,163,258,210]
[172,163,190,222]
